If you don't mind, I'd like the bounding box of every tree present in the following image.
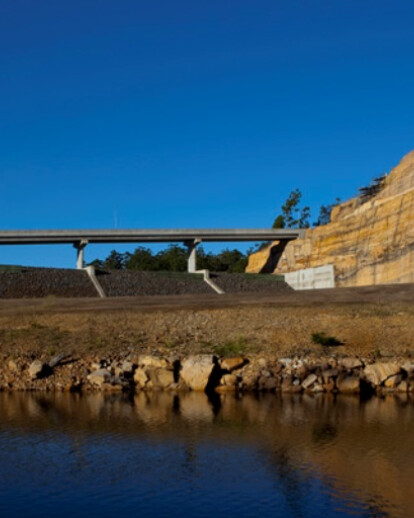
[314,198,341,227]
[125,247,154,270]
[281,189,310,228]
[358,175,386,202]
[103,250,125,270]
[97,245,250,273]
[272,215,285,229]
[214,249,247,273]
[314,205,331,227]
[154,245,187,271]
[88,258,104,269]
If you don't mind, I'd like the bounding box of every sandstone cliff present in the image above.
[247,151,414,286]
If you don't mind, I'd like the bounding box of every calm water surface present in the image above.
[0,391,413,517]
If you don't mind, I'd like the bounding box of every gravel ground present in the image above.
[0,267,291,298]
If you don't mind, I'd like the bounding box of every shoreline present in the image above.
[2,352,414,398]
[1,289,413,397]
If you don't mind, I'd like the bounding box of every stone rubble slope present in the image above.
[0,268,291,298]
[2,353,414,398]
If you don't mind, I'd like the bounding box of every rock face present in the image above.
[247,151,414,287]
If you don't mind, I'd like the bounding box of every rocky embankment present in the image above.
[0,268,96,298]
[247,150,414,287]
[0,267,291,298]
[2,353,414,398]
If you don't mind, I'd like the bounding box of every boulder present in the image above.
[237,364,261,391]
[133,367,148,388]
[323,380,336,393]
[321,369,338,383]
[147,368,175,389]
[384,374,403,388]
[281,377,302,393]
[258,375,277,391]
[302,373,317,389]
[87,369,111,386]
[8,360,19,373]
[137,356,168,369]
[121,361,134,375]
[364,363,401,386]
[295,364,309,380]
[180,355,214,391]
[278,358,293,367]
[28,360,48,380]
[336,374,360,393]
[220,357,246,372]
[339,358,363,370]
[311,383,324,393]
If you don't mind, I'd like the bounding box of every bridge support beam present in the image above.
[74,240,88,269]
[185,239,201,273]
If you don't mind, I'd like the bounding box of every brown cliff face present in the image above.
[247,151,414,286]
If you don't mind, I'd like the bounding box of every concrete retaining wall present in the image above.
[284,264,335,290]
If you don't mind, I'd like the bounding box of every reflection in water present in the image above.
[0,392,413,517]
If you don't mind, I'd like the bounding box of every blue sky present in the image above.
[1,0,414,267]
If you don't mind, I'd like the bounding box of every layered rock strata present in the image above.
[247,151,414,286]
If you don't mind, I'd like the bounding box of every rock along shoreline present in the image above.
[2,353,414,398]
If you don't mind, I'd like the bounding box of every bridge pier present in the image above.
[185,239,201,273]
[74,240,88,269]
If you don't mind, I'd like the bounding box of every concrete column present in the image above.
[74,240,88,269]
[185,239,200,273]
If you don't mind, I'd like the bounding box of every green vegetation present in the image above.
[90,245,249,273]
[273,189,310,229]
[311,332,342,347]
[272,215,285,229]
[358,175,387,202]
[0,264,23,272]
[314,198,341,227]
[272,189,342,230]
[212,336,249,357]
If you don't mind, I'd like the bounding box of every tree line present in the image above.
[90,245,248,273]
[272,188,341,229]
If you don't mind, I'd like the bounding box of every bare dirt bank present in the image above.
[0,283,413,360]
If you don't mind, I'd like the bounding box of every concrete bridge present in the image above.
[0,228,304,272]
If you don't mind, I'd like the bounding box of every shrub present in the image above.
[311,332,342,347]
[212,336,249,357]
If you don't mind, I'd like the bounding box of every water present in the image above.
[0,391,413,517]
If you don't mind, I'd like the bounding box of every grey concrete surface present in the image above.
[0,228,304,244]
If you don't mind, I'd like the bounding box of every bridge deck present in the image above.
[0,228,304,245]
[0,228,305,272]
